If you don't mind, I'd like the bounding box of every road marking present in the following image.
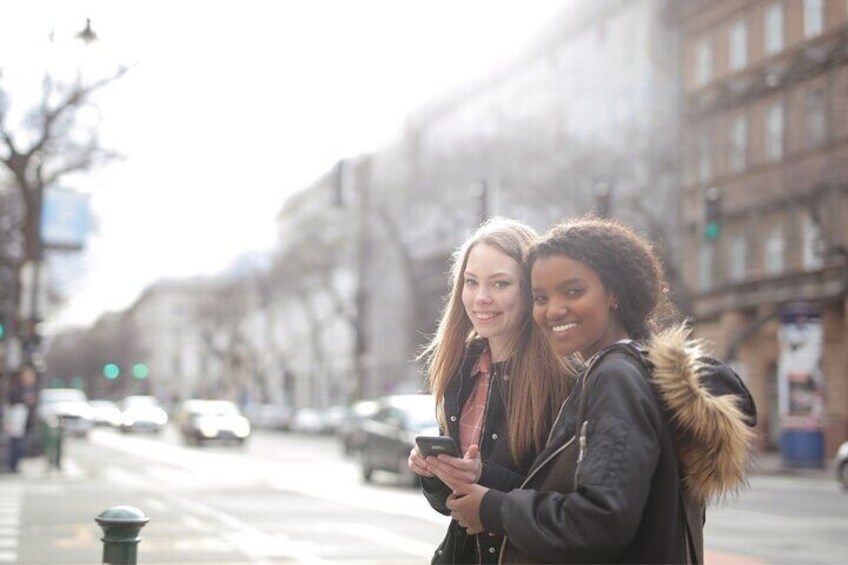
[338,523,435,557]
[0,490,19,564]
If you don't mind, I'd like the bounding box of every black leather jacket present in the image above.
[480,328,756,564]
[422,339,532,564]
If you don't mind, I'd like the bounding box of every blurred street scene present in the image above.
[2,0,848,562]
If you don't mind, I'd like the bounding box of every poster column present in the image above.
[778,302,825,469]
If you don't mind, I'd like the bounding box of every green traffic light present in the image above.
[132,363,149,379]
[705,222,720,240]
[103,363,120,380]
[0,323,4,339]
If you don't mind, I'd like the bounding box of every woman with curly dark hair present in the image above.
[447,216,757,564]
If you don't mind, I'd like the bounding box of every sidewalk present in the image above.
[749,449,835,481]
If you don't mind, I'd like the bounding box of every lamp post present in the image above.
[21,18,99,371]
[470,180,489,224]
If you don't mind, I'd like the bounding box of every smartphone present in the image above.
[416,435,461,458]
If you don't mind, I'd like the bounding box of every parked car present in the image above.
[244,403,292,431]
[338,399,379,455]
[359,393,439,486]
[323,405,349,435]
[119,395,168,433]
[37,388,94,437]
[837,441,848,490]
[291,407,326,434]
[89,400,123,428]
[176,399,251,446]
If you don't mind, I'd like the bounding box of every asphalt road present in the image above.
[1,426,846,564]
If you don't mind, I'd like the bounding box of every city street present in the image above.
[1,427,846,564]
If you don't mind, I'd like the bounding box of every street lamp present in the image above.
[470,180,489,224]
[22,19,99,368]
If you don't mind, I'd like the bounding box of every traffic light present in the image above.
[103,363,120,380]
[132,363,149,379]
[594,183,612,217]
[704,187,722,240]
[0,322,4,340]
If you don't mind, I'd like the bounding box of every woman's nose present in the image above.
[475,288,493,303]
[548,300,567,320]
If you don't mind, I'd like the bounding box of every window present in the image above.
[699,132,713,183]
[805,89,826,149]
[729,19,747,71]
[804,0,824,38]
[765,101,784,161]
[695,38,713,86]
[803,214,824,270]
[765,226,784,275]
[699,242,714,291]
[729,235,747,282]
[765,3,784,55]
[729,114,747,172]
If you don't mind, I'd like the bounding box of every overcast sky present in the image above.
[0,0,570,330]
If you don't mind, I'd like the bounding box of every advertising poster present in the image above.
[777,303,824,431]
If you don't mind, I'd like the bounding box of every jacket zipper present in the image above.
[498,434,578,565]
[476,363,498,562]
[574,420,588,486]
[499,355,604,564]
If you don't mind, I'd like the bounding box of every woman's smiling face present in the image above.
[461,243,525,358]
[530,253,626,360]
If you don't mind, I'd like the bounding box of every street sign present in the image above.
[41,187,91,250]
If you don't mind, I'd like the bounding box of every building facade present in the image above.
[675,0,848,456]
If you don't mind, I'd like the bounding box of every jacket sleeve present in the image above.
[479,459,526,491]
[480,358,664,563]
[421,475,453,515]
[421,454,526,515]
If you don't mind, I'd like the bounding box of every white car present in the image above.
[119,395,168,433]
[177,399,251,445]
[37,388,95,437]
[89,400,123,428]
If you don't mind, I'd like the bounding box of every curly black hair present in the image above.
[527,216,672,341]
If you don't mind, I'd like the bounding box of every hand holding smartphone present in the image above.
[416,435,460,458]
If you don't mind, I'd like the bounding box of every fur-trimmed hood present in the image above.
[645,324,757,505]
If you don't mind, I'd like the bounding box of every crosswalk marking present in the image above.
[0,489,20,564]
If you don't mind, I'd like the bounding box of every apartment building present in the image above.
[674,0,848,457]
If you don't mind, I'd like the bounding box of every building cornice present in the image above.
[686,28,848,118]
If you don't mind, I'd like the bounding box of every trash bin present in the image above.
[781,429,824,469]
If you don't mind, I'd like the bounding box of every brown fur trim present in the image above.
[646,325,755,504]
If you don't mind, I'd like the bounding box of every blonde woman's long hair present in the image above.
[420,217,573,467]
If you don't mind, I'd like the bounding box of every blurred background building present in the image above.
[674,0,848,458]
[7,0,844,462]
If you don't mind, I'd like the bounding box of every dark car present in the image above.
[837,441,848,490]
[338,399,379,455]
[177,399,251,446]
[359,394,438,486]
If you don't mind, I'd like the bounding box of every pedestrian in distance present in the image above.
[447,216,757,564]
[4,391,29,473]
[408,217,574,564]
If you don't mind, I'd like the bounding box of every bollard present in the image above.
[41,417,63,471]
[95,506,149,565]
